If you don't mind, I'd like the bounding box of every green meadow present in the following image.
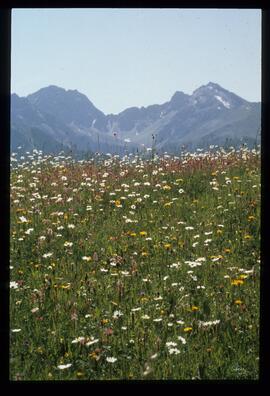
[10,147,260,380]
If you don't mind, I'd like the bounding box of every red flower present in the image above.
[104,328,113,336]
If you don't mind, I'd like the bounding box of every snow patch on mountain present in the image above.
[214,95,231,109]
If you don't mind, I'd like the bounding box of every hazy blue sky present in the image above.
[11,8,261,114]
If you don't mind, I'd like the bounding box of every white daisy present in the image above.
[106,357,117,363]
[57,363,72,370]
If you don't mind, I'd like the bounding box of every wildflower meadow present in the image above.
[10,146,260,380]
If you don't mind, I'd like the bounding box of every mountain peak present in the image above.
[192,82,248,109]
[28,85,86,99]
[192,82,224,96]
[27,85,105,128]
[171,91,188,100]
[170,91,189,109]
[206,81,223,89]
[34,85,67,94]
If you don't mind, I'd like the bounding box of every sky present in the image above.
[11,8,261,114]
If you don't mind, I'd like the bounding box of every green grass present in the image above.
[10,148,260,380]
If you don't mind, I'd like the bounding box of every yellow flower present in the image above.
[101,319,109,325]
[115,200,121,207]
[231,279,244,286]
[164,243,171,249]
[60,284,71,290]
[139,231,147,236]
[16,208,27,213]
[210,255,223,261]
[234,300,243,305]
[140,297,149,303]
[76,372,84,378]
[176,178,183,182]
[164,202,172,207]
[191,306,199,311]
[183,327,192,332]
[244,235,252,240]
[89,351,99,360]
[248,216,255,221]
[239,274,248,279]
[130,232,137,237]
[163,185,171,190]
[224,248,231,253]
[141,251,148,257]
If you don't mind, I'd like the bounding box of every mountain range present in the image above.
[11,82,261,156]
